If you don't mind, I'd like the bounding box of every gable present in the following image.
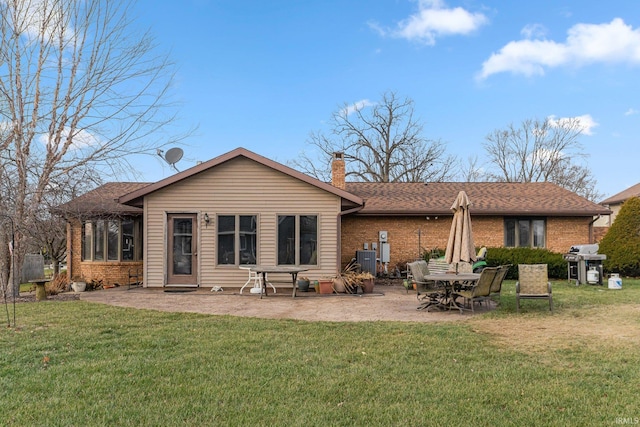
[119,147,363,210]
[145,156,344,208]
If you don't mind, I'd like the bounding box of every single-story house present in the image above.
[58,147,610,288]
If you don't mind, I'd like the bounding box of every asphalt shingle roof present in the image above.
[345,182,610,217]
[599,183,640,205]
[60,179,610,219]
[56,182,151,217]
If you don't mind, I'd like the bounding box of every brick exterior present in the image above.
[331,153,346,190]
[340,215,594,270]
[67,219,142,287]
[593,226,609,243]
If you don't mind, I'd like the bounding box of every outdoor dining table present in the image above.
[248,265,309,299]
[418,272,480,313]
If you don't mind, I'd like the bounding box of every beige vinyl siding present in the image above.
[143,157,342,288]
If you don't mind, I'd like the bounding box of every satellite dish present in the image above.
[157,147,183,172]
[165,147,183,166]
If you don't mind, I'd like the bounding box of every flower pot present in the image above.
[318,279,333,294]
[296,279,310,292]
[361,278,374,293]
[333,277,345,293]
[71,281,86,292]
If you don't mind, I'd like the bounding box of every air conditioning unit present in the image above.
[356,250,376,275]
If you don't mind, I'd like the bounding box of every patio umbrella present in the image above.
[444,190,477,272]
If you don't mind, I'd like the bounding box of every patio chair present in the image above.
[516,264,553,313]
[454,267,498,313]
[408,260,442,305]
[238,266,275,294]
[407,260,431,295]
[489,264,511,302]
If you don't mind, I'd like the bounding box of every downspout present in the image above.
[66,221,73,282]
[589,215,601,244]
[337,205,365,272]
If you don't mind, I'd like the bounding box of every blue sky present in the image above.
[131,0,639,200]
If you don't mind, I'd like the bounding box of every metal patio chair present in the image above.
[516,264,553,313]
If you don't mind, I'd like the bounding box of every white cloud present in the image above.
[371,0,488,45]
[520,23,548,39]
[38,127,101,150]
[341,99,376,116]
[548,114,598,136]
[6,0,76,45]
[624,108,639,116]
[478,18,640,79]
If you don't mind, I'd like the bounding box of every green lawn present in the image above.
[1,280,639,426]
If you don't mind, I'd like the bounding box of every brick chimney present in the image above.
[331,152,345,190]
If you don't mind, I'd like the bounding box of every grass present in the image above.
[1,280,640,426]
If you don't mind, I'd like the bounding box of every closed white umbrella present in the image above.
[444,190,476,273]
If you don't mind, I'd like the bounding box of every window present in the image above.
[82,222,93,260]
[94,220,105,261]
[121,219,135,261]
[81,217,143,261]
[107,220,119,261]
[217,215,257,265]
[504,218,546,248]
[278,215,317,265]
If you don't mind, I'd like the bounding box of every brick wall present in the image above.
[546,217,594,252]
[340,215,595,270]
[331,153,345,189]
[593,226,609,243]
[67,219,143,287]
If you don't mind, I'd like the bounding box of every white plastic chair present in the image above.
[238,266,276,294]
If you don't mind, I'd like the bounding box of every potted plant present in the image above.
[296,276,310,292]
[357,272,375,293]
[71,276,86,292]
[339,258,361,294]
[318,277,334,294]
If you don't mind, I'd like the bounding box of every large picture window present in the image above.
[217,215,257,265]
[81,217,143,261]
[504,218,545,248]
[277,215,317,265]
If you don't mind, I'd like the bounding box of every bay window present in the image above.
[81,217,143,261]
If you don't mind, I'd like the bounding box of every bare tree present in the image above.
[459,155,488,182]
[483,118,601,200]
[291,91,456,183]
[0,0,185,297]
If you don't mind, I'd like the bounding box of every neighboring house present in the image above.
[594,183,640,227]
[58,148,610,288]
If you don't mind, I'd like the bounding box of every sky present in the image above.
[130,0,640,200]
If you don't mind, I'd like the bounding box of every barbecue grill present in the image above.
[563,244,606,285]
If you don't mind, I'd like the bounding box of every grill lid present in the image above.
[568,244,599,254]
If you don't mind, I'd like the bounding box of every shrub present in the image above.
[86,278,104,291]
[599,196,640,277]
[46,271,69,295]
[483,247,566,280]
